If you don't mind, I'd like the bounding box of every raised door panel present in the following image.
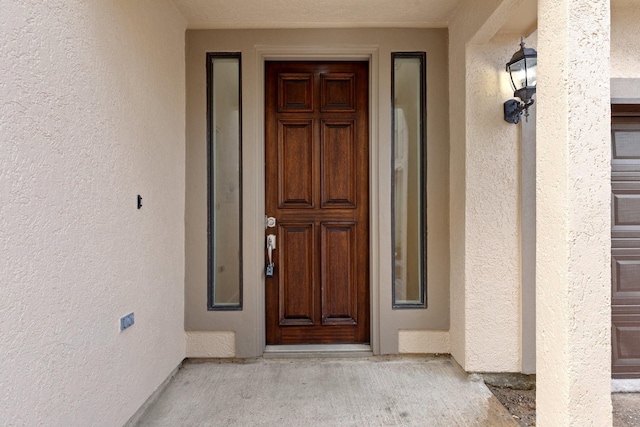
[613,313,640,378]
[321,223,357,325]
[278,223,315,326]
[613,189,640,225]
[321,120,356,208]
[278,73,313,112]
[612,184,640,239]
[612,127,640,177]
[320,73,356,112]
[613,130,640,159]
[612,252,640,306]
[278,120,314,208]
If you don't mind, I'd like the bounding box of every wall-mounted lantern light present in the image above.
[504,38,537,124]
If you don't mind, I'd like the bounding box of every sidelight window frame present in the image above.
[391,51,428,309]
[207,52,243,311]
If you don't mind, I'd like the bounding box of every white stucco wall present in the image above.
[448,0,523,372]
[464,36,522,372]
[0,1,186,425]
[537,0,612,424]
[611,0,640,78]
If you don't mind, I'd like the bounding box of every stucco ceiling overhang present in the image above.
[171,0,464,29]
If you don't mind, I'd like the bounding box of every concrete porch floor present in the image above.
[130,356,517,426]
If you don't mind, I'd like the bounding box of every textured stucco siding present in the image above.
[612,1,640,78]
[464,37,522,372]
[537,0,612,424]
[448,0,523,372]
[0,1,186,425]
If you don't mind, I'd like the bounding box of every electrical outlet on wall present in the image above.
[120,312,134,331]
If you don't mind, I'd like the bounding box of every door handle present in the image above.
[266,234,276,277]
[267,234,276,263]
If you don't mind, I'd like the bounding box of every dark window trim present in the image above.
[391,51,428,309]
[207,52,243,311]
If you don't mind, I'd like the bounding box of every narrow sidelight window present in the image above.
[207,53,242,310]
[392,52,427,308]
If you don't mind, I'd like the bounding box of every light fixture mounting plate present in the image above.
[504,99,522,124]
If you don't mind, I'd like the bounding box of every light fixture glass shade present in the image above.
[508,56,536,92]
[506,39,537,103]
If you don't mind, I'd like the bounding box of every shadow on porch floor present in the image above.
[130,356,516,427]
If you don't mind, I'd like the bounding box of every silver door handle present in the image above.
[266,234,276,263]
[266,234,276,278]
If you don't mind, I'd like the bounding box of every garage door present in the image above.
[612,104,640,378]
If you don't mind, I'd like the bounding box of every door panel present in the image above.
[612,251,640,306]
[612,105,640,378]
[320,73,356,111]
[278,120,314,207]
[265,61,369,345]
[279,223,315,326]
[613,314,640,377]
[613,129,640,160]
[278,73,314,112]
[321,120,357,207]
[321,222,357,326]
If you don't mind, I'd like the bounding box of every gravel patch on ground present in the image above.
[488,385,640,427]
[487,385,536,427]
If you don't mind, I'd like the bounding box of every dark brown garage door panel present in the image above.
[612,250,640,306]
[613,313,640,377]
[612,111,640,378]
[613,186,640,238]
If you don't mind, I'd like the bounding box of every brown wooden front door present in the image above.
[265,61,370,345]
[612,104,640,377]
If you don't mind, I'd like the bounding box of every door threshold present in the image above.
[263,344,373,358]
